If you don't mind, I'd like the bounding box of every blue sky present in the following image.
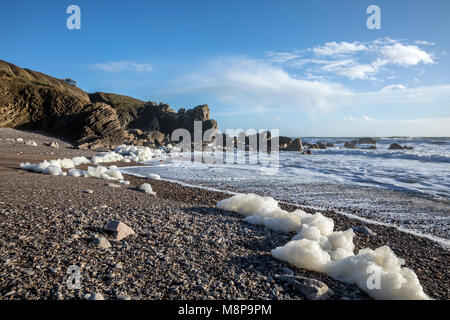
[1,0,450,136]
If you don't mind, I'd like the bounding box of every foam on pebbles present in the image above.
[19,144,168,182]
[140,183,156,196]
[217,193,430,300]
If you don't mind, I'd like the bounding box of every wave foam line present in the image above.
[119,167,449,249]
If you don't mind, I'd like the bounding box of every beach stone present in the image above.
[104,220,136,241]
[45,141,59,148]
[352,226,377,236]
[25,140,37,146]
[281,267,294,276]
[83,189,94,194]
[117,294,131,300]
[107,183,121,188]
[54,292,64,300]
[276,275,333,300]
[84,293,105,300]
[91,235,111,248]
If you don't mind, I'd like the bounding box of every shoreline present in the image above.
[120,168,450,249]
[0,128,449,300]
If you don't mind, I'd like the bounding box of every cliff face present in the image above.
[0,60,217,149]
[89,92,217,136]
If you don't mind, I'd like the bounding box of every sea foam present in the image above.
[217,193,430,300]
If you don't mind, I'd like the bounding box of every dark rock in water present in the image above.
[0,60,218,149]
[344,142,356,149]
[317,142,327,149]
[363,146,377,150]
[388,143,413,150]
[302,141,311,147]
[276,274,333,300]
[302,149,313,155]
[358,137,377,145]
[325,142,335,148]
[388,143,404,150]
[278,136,294,146]
[309,144,319,149]
[284,138,303,151]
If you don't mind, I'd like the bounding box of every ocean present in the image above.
[121,137,450,243]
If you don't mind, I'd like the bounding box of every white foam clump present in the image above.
[20,156,91,174]
[217,193,279,217]
[217,193,311,233]
[91,145,167,164]
[20,162,67,176]
[43,165,66,176]
[19,144,169,182]
[147,173,161,180]
[217,193,430,300]
[140,183,156,196]
[114,145,165,162]
[68,165,124,180]
[92,151,125,164]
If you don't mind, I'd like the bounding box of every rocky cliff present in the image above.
[0,60,217,149]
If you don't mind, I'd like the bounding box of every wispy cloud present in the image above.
[274,38,435,80]
[167,56,352,114]
[312,41,367,56]
[379,43,434,66]
[93,61,153,72]
[166,56,450,115]
[267,51,302,63]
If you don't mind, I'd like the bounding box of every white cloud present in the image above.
[329,62,379,80]
[275,38,436,80]
[169,57,352,113]
[94,61,153,72]
[313,41,367,56]
[167,56,450,115]
[345,116,382,122]
[415,40,435,46]
[379,84,406,93]
[267,51,302,63]
[379,43,434,66]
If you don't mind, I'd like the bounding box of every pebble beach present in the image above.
[0,128,448,300]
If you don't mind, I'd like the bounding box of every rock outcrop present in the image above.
[284,138,303,151]
[389,143,413,150]
[357,137,377,145]
[344,138,378,149]
[0,60,218,149]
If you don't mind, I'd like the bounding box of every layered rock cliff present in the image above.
[0,60,217,149]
